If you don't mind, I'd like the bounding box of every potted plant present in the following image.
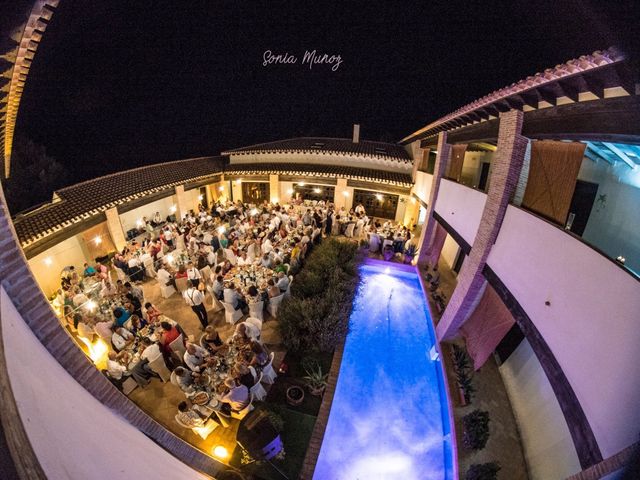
[462,409,491,450]
[465,462,501,480]
[303,363,329,396]
[403,243,418,264]
[286,385,305,406]
[452,344,475,405]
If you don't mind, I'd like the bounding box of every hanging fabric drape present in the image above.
[426,222,448,267]
[521,140,586,225]
[446,144,468,182]
[460,283,515,370]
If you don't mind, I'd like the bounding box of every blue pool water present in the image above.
[313,261,454,480]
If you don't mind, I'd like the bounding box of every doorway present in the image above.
[478,162,490,191]
[567,180,598,236]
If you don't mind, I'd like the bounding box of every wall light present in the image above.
[375,193,383,201]
[616,255,626,264]
[218,185,225,191]
[166,254,175,264]
[235,179,242,185]
[198,194,204,201]
[217,226,226,234]
[136,219,144,227]
[314,188,321,194]
[298,182,305,186]
[212,445,229,459]
[271,197,279,204]
[342,191,350,197]
[94,235,102,245]
[44,257,53,266]
[286,188,294,195]
[170,205,177,214]
[411,197,417,204]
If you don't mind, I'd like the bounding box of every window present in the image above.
[353,189,398,219]
[292,183,335,202]
[241,182,270,204]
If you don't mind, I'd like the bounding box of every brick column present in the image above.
[436,110,528,341]
[512,140,532,206]
[269,174,280,203]
[105,207,126,252]
[416,132,451,268]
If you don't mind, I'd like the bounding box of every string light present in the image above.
[272,197,279,204]
[217,226,226,234]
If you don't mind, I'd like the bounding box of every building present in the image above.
[0,2,639,479]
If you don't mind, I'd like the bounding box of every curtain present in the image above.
[426,222,447,267]
[521,140,586,225]
[446,144,467,182]
[460,284,515,370]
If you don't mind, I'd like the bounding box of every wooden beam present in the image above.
[505,96,525,110]
[536,86,557,105]
[557,80,580,102]
[582,73,604,99]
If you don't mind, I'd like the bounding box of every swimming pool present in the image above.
[313,260,454,480]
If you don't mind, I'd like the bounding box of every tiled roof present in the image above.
[13,156,224,247]
[401,47,630,143]
[222,137,411,162]
[224,163,413,187]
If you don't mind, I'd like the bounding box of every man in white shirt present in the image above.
[186,262,202,282]
[140,337,163,363]
[276,272,290,292]
[183,280,209,329]
[183,343,209,372]
[100,280,117,299]
[112,327,133,351]
[217,378,250,413]
[223,283,248,312]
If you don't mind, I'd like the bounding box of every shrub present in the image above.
[465,462,501,480]
[452,344,475,404]
[462,409,491,450]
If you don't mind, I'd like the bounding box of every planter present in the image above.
[308,384,326,397]
[286,385,305,406]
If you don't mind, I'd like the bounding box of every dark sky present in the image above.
[14,0,640,184]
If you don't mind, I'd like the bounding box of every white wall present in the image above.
[119,195,175,232]
[0,287,210,480]
[28,234,90,298]
[434,179,486,246]
[460,151,494,189]
[441,233,460,270]
[499,338,581,480]
[579,159,640,275]
[413,171,433,205]
[487,205,640,459]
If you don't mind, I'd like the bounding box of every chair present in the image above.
[160,283,176,299]
[209,292,225,312]
[147,355,172,382]
[267,294,285,319]
[345,223,355,238]
[245,316,263,336]
[224,248,237,266]
[261,352,278,385]
[175,277,189,293]
[231,393,254,420]
[369,233,381,253]
[331,222,340,236]
[250,371,268,401]
[200,265,212,282]
[114,267,128,282]
[143,257,156,279]
[284,276,293,298]
[248,301,264,321]
[354,224,364,238]
[222,302,243,325]
[169,333,186,365]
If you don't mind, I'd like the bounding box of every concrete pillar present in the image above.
[416,133,451,268]
[269,174,280,203]
[174,185,189,220]
[231,179,243,203]
[105,207,126,252]
[436,110,529,341]
[403,193,420,227]
[334,178,353,210]
[280,181,294,203]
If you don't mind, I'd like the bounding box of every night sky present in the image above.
[13,0,640,185]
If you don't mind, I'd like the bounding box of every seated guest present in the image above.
[223,283,248,312]
[217,377,250,414]
[175,265,188,279]
[273,259,287,274]
[127,256,144,281]
[113,306,131,328]
[183,343,209,372]
[127,314,147,334]
[276,271,290,292]
[234,322,260,342]
[172,366,195,392]
[115,279,127,296]
[200,325,224,354]
[124,282,144,303]
[144,302,163,324]
[83,263,97,277]
[94,317,114,341]
[157,266,176,289]
[100,280,117,299]
[139,337,163,363]
[76,315,95,340]
[159,320,182,353]
[233,363,256,389]
[260,253,272,268]
[267,279,280,299]
[248,340,270,372]
[125,293,143,318]
[246,285,261,304]
[72,287,89,307]
[111,326,133,351]
[211,275,225,300]
[152,211,162,226]
[175,401,206,428]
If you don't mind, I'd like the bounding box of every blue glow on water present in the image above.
[313,263,453,480]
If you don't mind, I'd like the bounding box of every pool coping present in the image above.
[299,257,459,480]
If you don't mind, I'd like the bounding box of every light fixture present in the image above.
[616,255,626,264]
[217,226,226,234]
[198,194,204,201]
[44,257,53,266]
[170,205,177,214]
[212,445,229,459]
[93,235,102,245]
[286,188,294,195]
[218,185,225,191]
[166,254,175,263]
[411,197,417,204]
[250,208,258,216]
[298,182,305,186]
[314,188,321,194]
[342,191,349,197]
[272,197,279,204]
[85,300,97,312]
[235,179,242,185]
[375,193,383,201]
[136,219,144,227]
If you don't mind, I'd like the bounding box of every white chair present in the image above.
[169,334,186,364]
[267,294,285,319]
[143,257,156,278]
[210,292,225,313]
[114,267,127,282]
[354,224,364,238]
[231,393,254,420]
[175,277,189,293]
[148,355,171,382]
[331,221,340,236]
[284,276,293,298]
[369,233,381,253]
[248,301,264,321]
[200,265,212,282]
[345,223,355,238]
[382,238,394,249]
[245,316,263,336]
[222,302,243,325]
[160,283,176,299]
[250,371,268,401]
[261,352,278,385]
[224,248,237,266]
